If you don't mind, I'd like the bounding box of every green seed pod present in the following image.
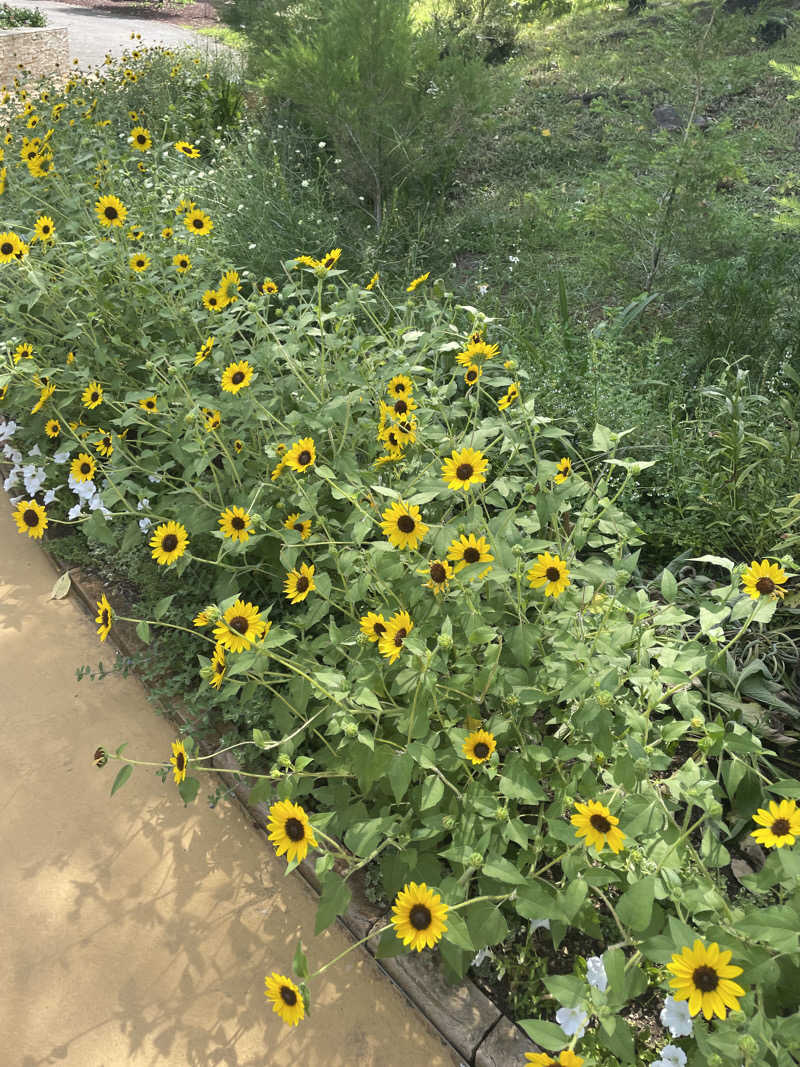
[277,753,292,768]
[469,852,484,868]
[442,815,456,830]
[343,721,358,738]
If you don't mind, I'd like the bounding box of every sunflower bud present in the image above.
[511,544,525,558]
[596,690,613,708]
[504,693,520,709]
[93,746,108,767]
[343,721,358,738]
[690,715,704,729]
[469,852,484,868]
[495,806,509,822]
[356,631,370,646]
[442,814,456,830]
[277,752,292,768]
[707,1055,724,1066]
[270,767,282,780]
[738,1036,758,1056]
[634,758,649,775]
[437,632,453,650]
[594,751,606,765]
[503,359,516,371]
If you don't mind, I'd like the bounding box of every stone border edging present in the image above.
[35,545,538,1066]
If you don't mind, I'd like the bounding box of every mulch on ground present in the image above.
[54,0,219,28]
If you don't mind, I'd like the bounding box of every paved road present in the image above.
[0,492,459,1067]
[2,0,233,68]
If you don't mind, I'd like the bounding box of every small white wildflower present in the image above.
[3,466,20,491]
[43,488,57,505]
[137,497,150,511]
[555,1006,588,1038]
[508,255,520,264]
[0,419,17,443]
[659,997,693,1038]
[68,502,83,520]
[301,179,310,188]
[334,158,342,164]
[27,443,41,457]
[586,956,608,992]
[477,284,489,296]
[318,140,326,148]
[139,516,152,533]
[53,448,71,464]
[653,1045,687,1067]
[147,474,162,484]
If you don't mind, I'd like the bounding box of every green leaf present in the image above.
[499,755,546,804]
[517,1019,570,1051]
[315,871,352,935]
[689,555,734,571]
[420,774,444,810]
[374,926,406,958]
[178,776,200,805]
[560,877,588,921]
[293,941,309,980]
[442,910,474,952]
[387,752,414,802]
[660,568,678,603]
[465,901,508,949]
[136,619,151,644]
[482,856,528,885]
[152,594,175,619]
[616,876,655,932]
[110,764,132,796]
[48,570,72,600]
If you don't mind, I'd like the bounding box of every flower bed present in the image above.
[1,44,799,1067]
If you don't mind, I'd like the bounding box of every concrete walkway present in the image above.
[0,492,459,1067]
[2,0,234,68]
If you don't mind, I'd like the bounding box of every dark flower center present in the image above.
[180,259,188,267]
[692,965,719,993]
[456,463,474,481]
[771,818,791,836]
[193,217,203,228]
[394,628,407,647]
[42,224,51,234]
[80,462,91,475]
[430,563,447,584]
[373,622,386,636]
[229,615,249,634]
[23,508,39,527]
[546,566,561,582]
[467,370,477,382]
[101,610,109,626]
[473,742,490,759]
[280,985,297,1006]
[394,399,408,415]
[285,817,305,841]
[397,515,415,533]
[409,904,432,930]
[231,515,246,530]
[463,547,480,563]
[104,206,118,219]
[589,813,611,833]
[1,242,13,254]
[232,371,245,385]
[136,134,146,143]
[387,432,399,448]
[176,752,186,771]
[395,382,406,393]
[294,522,304,533]
[147,400,155,409]
[756,576,775,594]
[296,576,309,593]
[102,437,111,449]
[323,256,335,268]
[91,392,99,402]
[297,449,311,465]
[209,295,218,305]
[214,658,224,674]
[162,533,179,552]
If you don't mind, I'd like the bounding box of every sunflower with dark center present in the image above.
[174,140,200,158]
[213,599,269,653]
[44,418,60,438]
[391,882,448,951]
[94,431,113,458]
[464,363,481,387]
[261,277,278,294]
[320,247,341,270]
[221,360,253,395]
[203,288,222,311]
[162,227,173,239]
[379,426,403,452]
[387,374,413,399]
[284,437,316,474]
[184,207,213,235]
[0,231,23,263]
[441,446,489,492]
[130,253,150,273]
[667,940,745,1020]
[455,339,500,368]
[218,505,253,543]
[284,563,316,604]
[554,456,572,484]
[380,500,429,551]
[95,594,112,642]
[424,558,454,595]
[233,439,244,454]
[95,194,127,228]
[528,551,571,599]
[391,394,417,419]
[203,408,221,431]
[81,381,103,409]
[149,520,189,566]
[359,611,387,642]
[525,1053,584,1067]
[71,452,96,483]
[741,559,788,601]
[284,512,312,540]
[13,342,33,363]
[446,533,494,574]
[130,125,151,150]
[498,383,520,411]
[128,227,144,242]
[172,252,191,273]
[139,395,158,413]
[267,798,318,864]
[377,610,413,664]
[169,739,188,784]
[30,383,55,415]
[462,728,496,765]
[750,798,800,848]
[209,643,226,690]
[571,799,625,853]
[13,499,48,539]
[264,973,305,1026]
[194,337,214,364]
[33,215,54,242]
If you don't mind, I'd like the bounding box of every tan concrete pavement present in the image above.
[0,492,460,1067]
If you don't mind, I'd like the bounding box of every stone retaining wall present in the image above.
[0,27,68,85]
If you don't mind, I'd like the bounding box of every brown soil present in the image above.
[55,0,220,29]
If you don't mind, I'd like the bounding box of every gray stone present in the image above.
[653,104,684,131]
[475,1015,539,1067]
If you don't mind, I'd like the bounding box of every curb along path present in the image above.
[0,492,463,1067]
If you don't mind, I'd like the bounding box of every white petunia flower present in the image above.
[68,502,83,520]
[23,465,46,495]
[3,444,22,464]
[147,474,162,484]
[586,956,608,992]
[555,1006,588,1038]
[43,488,57,505]
[653,1045,687,1067]
[139,517,152,533]
[528,918,550,933]
[137,497,150,511]
[3,466,20,491]
[0,419,17,443]
[660,996,693,1038]
[53,448,72,464]
[27,443,41,457]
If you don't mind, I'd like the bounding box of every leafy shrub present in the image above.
[0,2,46,28]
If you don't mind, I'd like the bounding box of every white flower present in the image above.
[9,494,23,505]
[68,472,95,500]
[660,997,693,1038]
[586,956,608,992]
[68,502,83,520]
[528,918,550,933]
[27,443,41,457]
[147,474,162,484]
[139,517,152,533]
[43,488,57,505]
[318,140,326,148]
[508,255,520,264]
[53,448,72,464]
[477,284,489,295]
[88,492,111,517]
[137,497,150,511]
[3,466,20,491]
[301,179,310,188]
[556,1006,588,1038]
[23,465,46,495]
[0,419,17,443]
[653,1045,687,1067]
[3,444,22,464]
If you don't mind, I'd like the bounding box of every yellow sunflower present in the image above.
[284,513,312,540]
[284,437,316,473]
[221,360,253,395]
[0,231,24,263]
[462,729,497,765]
[667,940,745,1020]
[446,533,494,574]
[365,271,379,290]
[554,457,572,484]
[267,799,318,864]
[423,559,454,595]
[149,520,189,566]
[13,342,33,363]
[130,253,150,273]
[391,882,448,951]
[13,499,48,539]
[203,408,221,431]
[184,207,213,235]
[441,447,489,492]
[70,452,96,483]
[162,227,174,239]
[213,599,269,653]
[455,339,500,367]
[95,194,127,228]
[172,252,191,273]
[94,430,113,458]
[359,611,387,642]
[202,288,223,312]
[571,799,625,853]
[169,739,188,784]
[33,215,55,242]
[498,383,520,411]
[320,247,342,270]
[528,551,571,598]
[406,271,430,293]
[380,500,428,551]
[464,363,481,387]
[387,374,413,399]
[175,140,200,158]
[218,269,241,303]
[218,505,253,543]
[526,1054,584,1067]
[95,594,112,642]
[284,563,316,604]
[741,559,788,601]
[193,608,212,627]
[44,418,60,438]
[139,395,158,413]
[264,973,305,1027]
[209,642,226,690]
[750,798,800,848]
[378,610,413,664]
[81,381,103,408]
[30,383,55,414]
[129,125,151,150]
[261,277,278,294]
[388,394,417,421]
[194,337,214,364]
